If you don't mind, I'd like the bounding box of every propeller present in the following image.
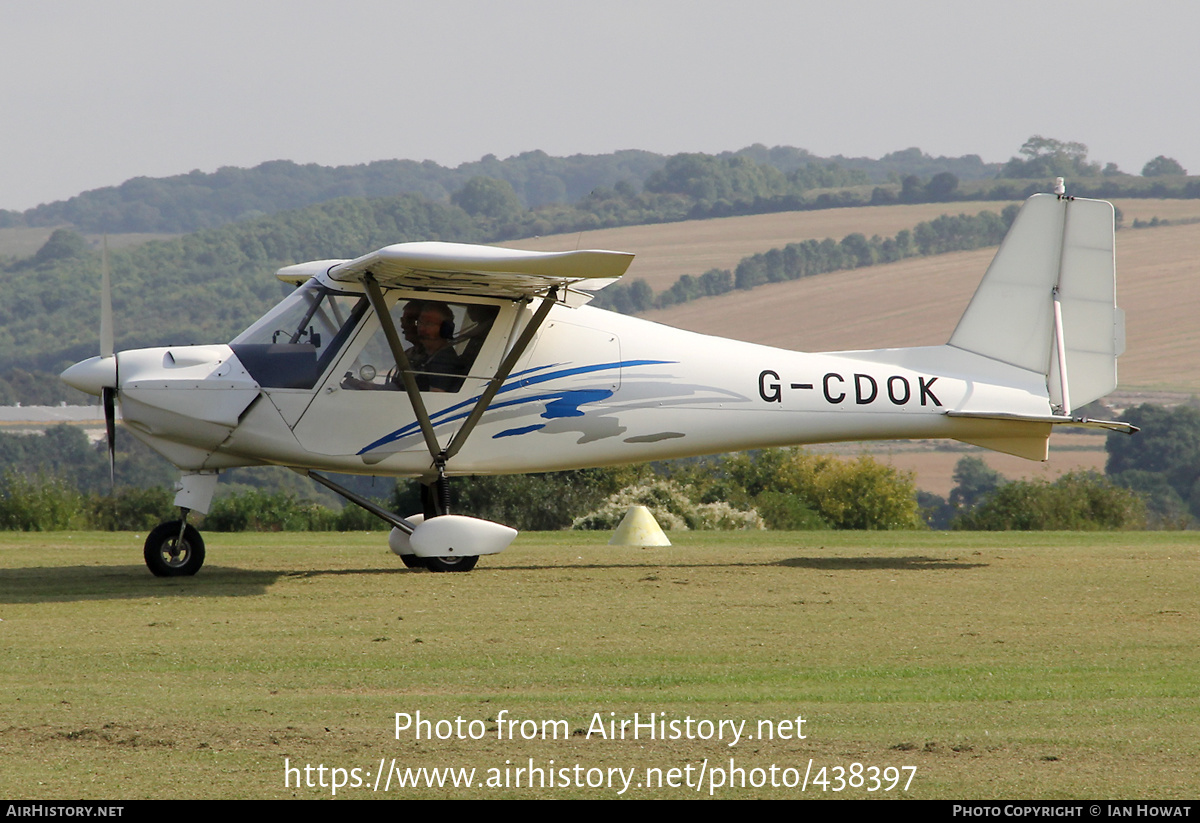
[58,236,120,487]
[100,238,117,487]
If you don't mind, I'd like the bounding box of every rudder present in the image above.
[948,193,1124,412]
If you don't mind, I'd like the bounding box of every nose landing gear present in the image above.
[143,517,206,577]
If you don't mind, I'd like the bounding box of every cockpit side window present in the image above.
[341,298,499,393]
[231,282,367,389]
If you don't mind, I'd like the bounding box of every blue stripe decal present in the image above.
[357,359,674,454]
[494,424,545,438]
[542,388,613,419]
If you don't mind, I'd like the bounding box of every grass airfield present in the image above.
[1,530,1197,800]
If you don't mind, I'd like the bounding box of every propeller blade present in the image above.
[103,386,116,488]
[100,236,113,359]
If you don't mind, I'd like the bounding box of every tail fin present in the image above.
[948,193,1124,412]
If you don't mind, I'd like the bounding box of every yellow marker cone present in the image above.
[609,505,671,546]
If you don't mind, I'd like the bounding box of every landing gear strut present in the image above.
[418,472,477,572]
[309,470,481,572]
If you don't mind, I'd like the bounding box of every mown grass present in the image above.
[1,530,1196,799]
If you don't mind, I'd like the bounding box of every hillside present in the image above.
[636,219,1199,393]
[501,200,1020,292]
[1,145,1002,235]
[501,199,1200,392]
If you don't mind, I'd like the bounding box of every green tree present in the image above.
[954,471,1144,530]
[1001,136,1100,178]
[717,448,922,530]
[450,177,523,220]
[1107,403,1200,522]
[899,175,924,202]
[1141,156,1186,177]
[644,153,787,202]
[924,171,959,200]
[31,228,89,267]
[948,455,1003,509]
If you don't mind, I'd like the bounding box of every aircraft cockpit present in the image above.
[229,281,366,390]
[229,280,502,396]
[340,299,499,394]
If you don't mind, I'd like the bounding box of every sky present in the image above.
[2,0,1197,212]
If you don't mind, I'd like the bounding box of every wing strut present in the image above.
[363,274,441,459]
[362,274,559,476]
[443,286,557,462]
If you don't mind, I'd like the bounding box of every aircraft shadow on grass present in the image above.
[0,554,988,603]
[777,555,989,571]
[0,565,282,603]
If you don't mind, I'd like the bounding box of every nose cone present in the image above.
[60,355,117,396]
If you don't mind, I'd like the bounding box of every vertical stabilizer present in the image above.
[948,194,1122,411]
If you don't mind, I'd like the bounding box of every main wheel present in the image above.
[399,554,428,570]
[144,521,206,577]
[424,555,478,573]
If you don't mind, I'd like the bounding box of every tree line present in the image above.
[2,136,1188,238]
[0,145,1000,234]
[593,206,1020,314]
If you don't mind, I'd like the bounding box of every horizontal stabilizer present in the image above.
[947,409,1138,435]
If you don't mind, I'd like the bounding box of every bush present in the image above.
[332,503,389,531]
[717,449,923,530]
[573,479,763,531]
[0,473,83,531]
[1108,470,1191,529]
[753,491,828,530]
[204,489,340,532]
[954,471,1145,530]
[780,453,924,530]
[87,487,177,531]
[396,466,650,531]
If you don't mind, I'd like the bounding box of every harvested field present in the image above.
[502,201,1019,292]
[1111,197,1200,223]
[641,220,1200,392]
[811,435,1108,497]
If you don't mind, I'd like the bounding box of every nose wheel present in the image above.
[423,554,479,573]
[144,520,206,577]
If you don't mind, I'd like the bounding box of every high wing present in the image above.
[282,241,634,303]
[273,242,637,539]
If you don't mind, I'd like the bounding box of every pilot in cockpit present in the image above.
[408,301,466,392]
[342,299,468,393]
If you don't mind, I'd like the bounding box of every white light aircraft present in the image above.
[61,192,1135,575]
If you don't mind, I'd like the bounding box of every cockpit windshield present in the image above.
[230,281,367,389]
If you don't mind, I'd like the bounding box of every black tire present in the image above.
[424,555,478,573]
[144,521,205,577]
[399,554,428,570]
